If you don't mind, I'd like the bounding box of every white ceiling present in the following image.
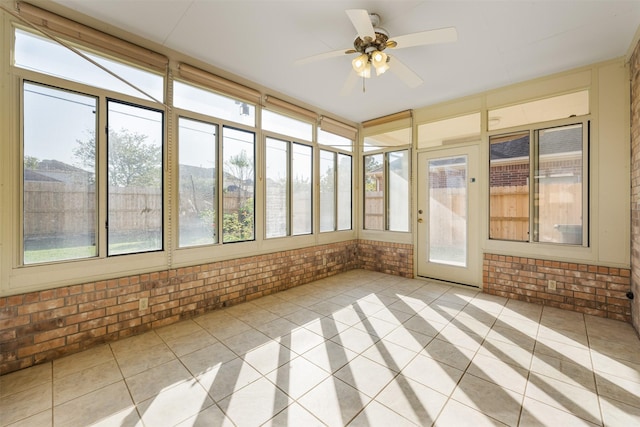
[48,0,640,123]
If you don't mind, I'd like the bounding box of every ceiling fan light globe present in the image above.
[375,62,390,76]
[371,50,387,68]
[352,53,369,73]
[358,63,372,78]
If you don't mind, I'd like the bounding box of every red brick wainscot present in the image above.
[483,253,631,322]
[357,240,414,278]
[0,239,417,375]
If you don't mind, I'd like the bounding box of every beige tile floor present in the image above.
[2,270,640,426]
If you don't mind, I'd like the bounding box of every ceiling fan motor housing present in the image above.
[353,30,390,54]
[352,12,391,54]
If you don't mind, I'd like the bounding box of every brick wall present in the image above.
[0,241,358,374]
[0,239,414,375]
[490,163,529,187]
[630,37,640,334]
[358,239,414,278]
[483,254,631,322]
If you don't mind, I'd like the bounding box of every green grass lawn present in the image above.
[23,241,159,264]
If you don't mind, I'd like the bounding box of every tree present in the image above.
[223,150,254,242]
[24,156,40,169]
[74,129,161,187]
[364,155,382,192]
[225,150,253,197]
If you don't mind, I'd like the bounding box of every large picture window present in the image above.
[490,122,587,245]
[22,82,165,263]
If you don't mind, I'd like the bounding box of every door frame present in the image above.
[415,144,481,287]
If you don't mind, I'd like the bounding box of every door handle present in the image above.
[417,218,423,223]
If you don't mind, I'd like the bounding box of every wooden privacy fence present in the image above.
[25,181,582,244]
[490,185,529,241]
[364,191,383,230]
[24,181,96,237]
[24,182,162,238]
[490,183,582,243]
[365,184,581,245]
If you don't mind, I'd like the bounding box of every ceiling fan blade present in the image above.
[388,56,423,88]
[346,9,376,41]
[340,70,359,96]
[295,48,351,65]
[390,27,457,49]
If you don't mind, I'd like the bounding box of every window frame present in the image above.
[363,148,411,233]
[318,129,354,234]
[172,78,259,249]
[21,80,100,265]
[263,135,313,239]
[488,116,590,247]
[221,125,257,244]
[8,23,170,292]
[19,73,166,266]
[105,98,165,256]
[319,149,354,233]
[176,115,219,248]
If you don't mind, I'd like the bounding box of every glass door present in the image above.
[417,146,480,286]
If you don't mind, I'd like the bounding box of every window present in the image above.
[292,143,312,235]
[387,150,410,231]
[262,109,312,141]
[490,122,587,245]
[222,127,255,243]
[489,131,530,241]
[107,101,163,255]
[265,138,287,238]
[174,79,258,246]
[265,137,312,238]
[262,109,314,238]
[363,128,411,152]
[16,23,166,265]
[319,151,335,232]
[178,118,217,247]
[23,82,98,264]
[364,150,410,232]
[364,154,384,230]
[320,150,352,232]
[319,129,353,232]
[337,154,353,230]
[318,129,353,152]
[174,80,255,126]
[15,29,164,102]
[488,91,589,131]
[22,81,164,264]
[417,113,481,149]
[535,124,585,245]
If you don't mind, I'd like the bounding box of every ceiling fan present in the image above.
[296,9,457,90]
